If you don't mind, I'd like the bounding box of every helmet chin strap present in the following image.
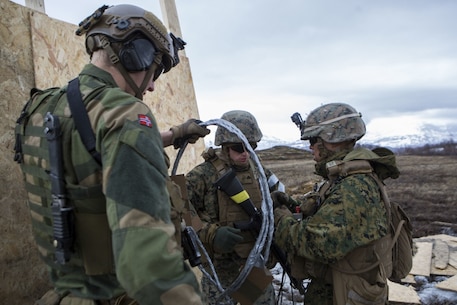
[99,36,160,100]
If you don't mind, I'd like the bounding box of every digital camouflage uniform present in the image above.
[274,103,397,305]
[185,110,282,305]
[186,155,278,305]
[15,64,202,305]
[275,148,390,305]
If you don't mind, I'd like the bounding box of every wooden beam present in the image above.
[410,242,433,276]
[436,274,457,293]
[25,0,45,13]
[159,0,184,39]
[434,239,450,270]
[388,280,421,304]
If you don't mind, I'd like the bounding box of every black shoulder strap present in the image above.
[67,78,102,165]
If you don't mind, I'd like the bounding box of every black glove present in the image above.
[170,119,210,148]
[271,191,299,212]
[213,226,243,253]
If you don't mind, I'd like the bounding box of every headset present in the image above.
[119,37,157,72]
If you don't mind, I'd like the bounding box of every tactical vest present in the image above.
[291,160,393,283]
[327,160,393,305]
[15,83,189,276]
[15,85,113,275]
[207,155,261,258]
[202,147,284,259]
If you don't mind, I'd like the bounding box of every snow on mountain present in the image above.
[361,123,457,149]
[205,123,456,151]
[256,135,295,150]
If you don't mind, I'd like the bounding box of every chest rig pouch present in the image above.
[209,156,263,258]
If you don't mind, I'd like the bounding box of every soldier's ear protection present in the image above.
[119,38,157,72]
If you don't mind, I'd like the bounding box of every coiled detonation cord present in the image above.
[172,119,275,305]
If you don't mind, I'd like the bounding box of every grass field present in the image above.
[2,145,455,304]
[258,146,457,238]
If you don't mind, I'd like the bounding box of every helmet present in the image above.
[215,110,263,146]
[301,103,365,143]
[77,4,177,74]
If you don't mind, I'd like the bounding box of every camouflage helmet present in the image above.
[301,103,366,143]
[76,4,177,74]
[215,110,263,146]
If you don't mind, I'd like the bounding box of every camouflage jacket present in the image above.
[275,148,390,264]
[15,64,201,304]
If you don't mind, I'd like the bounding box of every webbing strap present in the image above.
[67,78,102,165]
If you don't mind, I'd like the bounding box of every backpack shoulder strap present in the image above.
[202,148,227,177]
[367,172,392,225]
[67,78,102,165]
[326,159,393,224]
[14,87,64,163]
[326,159,373,178]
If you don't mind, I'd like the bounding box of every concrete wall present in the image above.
[0,0,205,303]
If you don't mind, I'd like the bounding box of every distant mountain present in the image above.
[361,123,457,149]
[204,135,309,151]
[205,123,457,151]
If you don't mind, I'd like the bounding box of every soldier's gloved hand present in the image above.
[213,226,243,253]
[300,200,317,217]
[274,205,293,226]
[298,191,319,217]
[271,191,289,209]
[271,191,299,212]
[170,119,210,149]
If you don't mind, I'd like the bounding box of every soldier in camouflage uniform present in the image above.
[186,110,285,305]
[272,103,399,305]
[14,4,209,305]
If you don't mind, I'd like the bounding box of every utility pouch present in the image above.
[332,265,387,305]
[289,255,309,280]
[170,174,203,231]
[74,212,114,275]
[231,266,273,305]
[331,243,388,305]
[167,178,186,246]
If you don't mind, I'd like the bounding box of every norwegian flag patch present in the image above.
[138,114,153,128]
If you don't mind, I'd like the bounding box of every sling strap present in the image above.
[67,78,102,165]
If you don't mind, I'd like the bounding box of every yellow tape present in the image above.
[231,190,250,204]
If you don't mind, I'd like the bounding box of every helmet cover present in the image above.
[301,103,365,143]
[77,4,176,73]
[215,110,263,146]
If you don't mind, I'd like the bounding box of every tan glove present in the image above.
[298,192,319,217]
[271,191,299,212]
[274,205,293,226]
[170,119,210,148]
[299,200,317,217]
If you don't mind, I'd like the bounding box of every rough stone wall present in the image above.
[0,0,205,303]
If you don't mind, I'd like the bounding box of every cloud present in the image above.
[364,108,457,140]
[12,0,457,142]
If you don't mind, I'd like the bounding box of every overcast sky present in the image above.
[12,0,457,142]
